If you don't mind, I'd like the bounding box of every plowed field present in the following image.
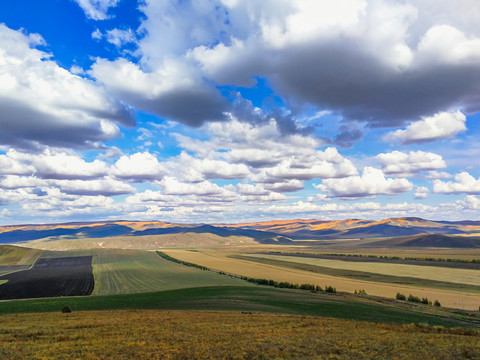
[0,256,94,300]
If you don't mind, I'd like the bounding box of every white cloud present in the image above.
[0,24,133,149]
[112,152,166,181]
[414,186,429,199]
[425,171,453,179]
[316,167,413,199]
[105,28,136,47]
[158,177,234,198]
[91,28,103,40]
[0,149,108,179]
[433,172,480,194]
[459,195,480,210]
[52,178,135,196]
[256,147,357,182]
[376,150,446,176]
[383,110,467,144]
[166,152,251,182]
[74,0,120,20]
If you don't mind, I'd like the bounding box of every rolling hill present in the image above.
[1,217,480,247]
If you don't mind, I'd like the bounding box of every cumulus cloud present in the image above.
[166,152,251,182]
[187,1,480,127]
[433,172,480,194]
[0,24,133,149]
[414,186,429,199]
[112,152,166,181]
[315,167,413,199]
[376,150,446,176]
[52,178,135,196]
[0,149,108,179]
[73,0,120,20]
[383,110,467,144]
[91,58,228,127]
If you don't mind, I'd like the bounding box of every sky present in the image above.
[1,0,480,225]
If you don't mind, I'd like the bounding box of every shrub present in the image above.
[434,300,441,307]
[421,297,429,305]
[61,306,72,313]
[396,293,406,301]
[407,294,421,303]
[325,285,336,293]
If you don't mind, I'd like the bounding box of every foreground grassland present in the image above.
[164,248,480,310]
[1,310,479,360]
[2,286,479,328]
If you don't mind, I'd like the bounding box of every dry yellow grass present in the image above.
[24,233,256,250]
[247,253,480,286]
[0,310,478,359]
[164,249,480,310]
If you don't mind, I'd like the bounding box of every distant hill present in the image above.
[1,217,480,247]
[370,234,480,248]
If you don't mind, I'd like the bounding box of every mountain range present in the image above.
[1,217,480,248]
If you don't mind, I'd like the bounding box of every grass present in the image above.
[0,286,478,328]
[92,249,249,295]
[0,245,42,266]
[1,310,479,360]
[234,254,480,293]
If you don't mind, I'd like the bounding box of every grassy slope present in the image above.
[0,286,478,328]
[1,310,479,360]
[0,245,42,266]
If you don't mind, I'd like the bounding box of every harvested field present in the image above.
[245,254,480,286]
[0,310,478,359]
[268,252,480,270]
[164,249,480,310]
[234,254,480,293]
[0,256,94,300]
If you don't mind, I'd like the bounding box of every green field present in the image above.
[39,248,251,295]
[0,286,479,328]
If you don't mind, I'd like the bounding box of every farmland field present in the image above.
[89,249,250,295]
[0,256,94,300]
[163,248,480,310]
[0,310,478,360]
[241,253,480,286]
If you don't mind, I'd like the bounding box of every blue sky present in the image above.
[1,0,480,225]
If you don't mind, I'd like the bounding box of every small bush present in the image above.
[325,285,336,293]
[396,293,406,301]
[356,289,367,295]
[407,294,421,303]
[434,300,441,307]
[421,297,429,305]
[61,306,72,313]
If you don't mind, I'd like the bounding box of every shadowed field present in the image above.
[0,310,478,360]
